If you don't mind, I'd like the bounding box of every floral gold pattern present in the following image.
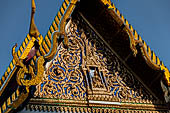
[35,17,155,102]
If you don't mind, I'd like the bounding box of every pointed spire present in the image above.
[29,0,40,38]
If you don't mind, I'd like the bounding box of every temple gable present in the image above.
[27,16,165,112]
[0,0,169,112]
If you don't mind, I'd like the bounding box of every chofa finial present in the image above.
[29,0,40,38]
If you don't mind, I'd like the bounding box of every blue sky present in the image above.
[0,0,170,77]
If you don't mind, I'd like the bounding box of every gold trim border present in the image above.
[25,98,168,112]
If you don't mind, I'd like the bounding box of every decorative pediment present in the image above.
[1,0,169,112]
[24,15,168,112]
[2,6,167,112]
[34,17,156,104]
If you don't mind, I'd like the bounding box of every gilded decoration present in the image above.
[34,20,87,100]
[12,0,78,90]
[10,0,79,110]
[34,16,155,102]
[1,0,170,113]
[74,14,155,101]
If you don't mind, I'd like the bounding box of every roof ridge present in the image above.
[100,0,170,85]
[39,0,70,55]
[28,0,71,70]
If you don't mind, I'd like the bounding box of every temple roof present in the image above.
[0,0,169,112]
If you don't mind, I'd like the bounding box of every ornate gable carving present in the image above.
[34,15,156,103]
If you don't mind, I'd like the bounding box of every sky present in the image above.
[0,0,170,77]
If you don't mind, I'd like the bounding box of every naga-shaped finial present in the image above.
[29,0,40,38]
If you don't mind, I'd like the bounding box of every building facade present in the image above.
[0,0,170,112]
